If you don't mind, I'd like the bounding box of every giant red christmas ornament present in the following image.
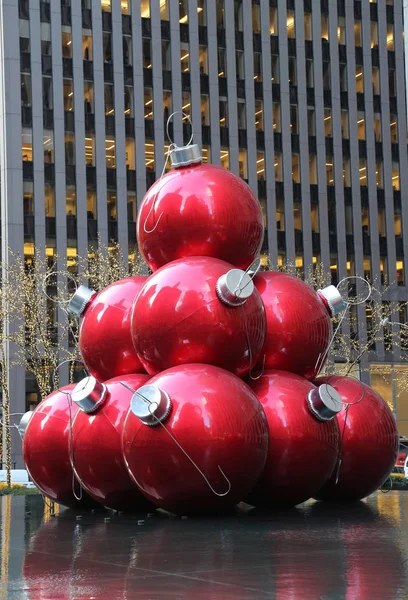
[22,385,96,509]
[122,364,269,515]
[254,272,347,380]
[137,144,264,271]
[67,276,147,381]
[247,370,341,507]
[131,256,266,377]
[70,373,151,512]
[315,375,399,502]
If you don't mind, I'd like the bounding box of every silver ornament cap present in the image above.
[18,411,33,440]
[170,144,202,168]
[67,285,96,318]
[317,285,347,316]
[216,269,254,307]
[307,383,343,421]
[130,385,172,427]
[71,375,107,413]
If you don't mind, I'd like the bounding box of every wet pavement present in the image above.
[1,492,408,599]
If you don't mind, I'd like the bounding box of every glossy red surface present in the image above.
[137,162,264,271]
[131,257,266,377]
[254,271,332,380]
[122,364,269,515]
[247,370,340,507]
[79,276,147,382]
[71,374,151,512]
[23,385,96,509]
[315,375,399,502]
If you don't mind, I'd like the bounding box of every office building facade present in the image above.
[1,0,408,465]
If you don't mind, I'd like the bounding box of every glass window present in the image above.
[252,4,260,33]
[257,151,265,181]
[219,99,228,127]
[324,109,332,136]
[141,0,150,18]
[20,37,30,53]
[304,13,312,40]
[236,50,244,79]
[65,133,75,165]
[21,73,32,107]
[371,21,378,48]
[87,191,96,219]
[105,136,116,168]
[355,66,364,93]
[144,88,153,119]
[306,59,314,87]
[126,139,135,170]
[220,148,229,169]
[374,115,382,141]
[160,0,169,20]
[85,135,95,165]
[199,46,208,74]
[103,32,112,62]
[275,153,283,181]
[341,111,349,138]
[162,41,171,71]
[63,79,73,111]
[361,207,369,235]
[292,154,300,183]
[123,36,132,66]
[62,31,72,58]
[354,20,362,46]
[234,0,242,31]
[41,39,51,55]
[182,91,191,119]
[288,57,296,85]
[343,158,351,187]
[272,56,279,83]
[107,191,116,221]
[372,67,380,95]
[180,46,189,72]
[308,109,315,135]
[254,53,262,81]
[83,34,92,60]
[66,185,76,216]
[201,95,209,125]
[321,15,329,40]
[311,204,319,232]
[105,83,114,115]
[43,131,54,163]
[323,62,330,90]
[310,155,317,184]
[22,129,32,161]
[163,91,172,123]
[392,162,400,190]
[378,207,386,236]
[290,106,298,134]
[218,48,226,77]
[273,103,281,132]
[345,205,353,234]
[84,81,94,113]
[390,116,397,143]
[287,10,295,38]
[357,114,365,140]
[238,149,247,179]
[145,141,154,171]
[124,86,133,116]
[202,145,211,164]
[389,69,396,97]
[143,40,152,68]
[340,63,347,91]
[376,160,383,187]
[338,17,345,44]
[387,23,394,50]
[326,160,334,185]
[360,158,367,186]
[394,210,402,236]
[270,7,277,34]
[255,99,263,131]
[237,101,245,129]
[179,0,188,24]
[121,0,130,14]
[217,2,224,28]
[276,199,285,230]
[45,183,55,217]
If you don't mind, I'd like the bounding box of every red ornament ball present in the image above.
[131,256,266,378]
[79,276,147,381]
[315,375,399,502]
[23,385,96,509]
[247,370,340,507]
[71,374,151,512]
[137,161,264,271]
[122,364,269,515]
[254,272,332,380]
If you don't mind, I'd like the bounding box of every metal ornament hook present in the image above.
[121,382,231,498]
[234,257,261,297]
[336,275,372,306]
[42,270,78,306]
[166,110,194,148]
[52,358,89,392]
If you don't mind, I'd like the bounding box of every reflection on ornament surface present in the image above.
[137,162,264,271]
[122,363,269,515]
[131,257,266,378]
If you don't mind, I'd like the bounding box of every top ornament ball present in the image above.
[137,144,264,271]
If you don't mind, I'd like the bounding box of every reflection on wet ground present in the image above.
[1,491,408,599]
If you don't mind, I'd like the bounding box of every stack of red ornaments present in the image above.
[20,143,398,514]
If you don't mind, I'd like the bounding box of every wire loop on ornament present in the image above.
[52,358,89,392]
[233,257,261,298]
[42,270,78,306]
[144,111,194,235]
[119,382,232,498]
[336,275,372,306]
[0,413,26,430]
